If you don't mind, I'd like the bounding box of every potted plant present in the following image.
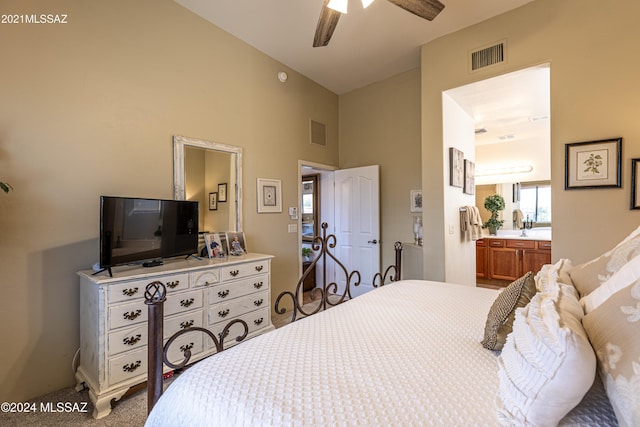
[302,247,312,261]
[483,193,505,235]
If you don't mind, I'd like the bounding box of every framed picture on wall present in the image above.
[209,192,218,210]
[218,183,227,202]
[631,158,640,209]
[257,178,282,213]
[449,147,464,188]
[410,190,423,213]
[565,138,622,189]
[463,159,475,195]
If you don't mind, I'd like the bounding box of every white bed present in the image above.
[145,279,617,426]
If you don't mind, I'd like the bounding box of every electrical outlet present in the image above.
[449,224,455,235]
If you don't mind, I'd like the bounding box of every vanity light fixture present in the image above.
[476,164,533,177]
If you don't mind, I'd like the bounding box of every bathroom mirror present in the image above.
[173,135,243,232]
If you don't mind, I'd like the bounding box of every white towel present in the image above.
[461,205,483,241]
[513,209,524,229]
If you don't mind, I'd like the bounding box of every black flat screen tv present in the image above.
[100,196,199,271]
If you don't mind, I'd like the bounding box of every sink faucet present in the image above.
[520,215,534,237]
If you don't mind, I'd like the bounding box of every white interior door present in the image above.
[334,165,380,297]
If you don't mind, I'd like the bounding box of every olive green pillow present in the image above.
[481,271,536,351]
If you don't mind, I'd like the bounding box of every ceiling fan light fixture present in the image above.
[327,0,348,14]
[361,0,375,8]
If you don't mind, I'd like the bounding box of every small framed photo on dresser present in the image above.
[226,231,247,256]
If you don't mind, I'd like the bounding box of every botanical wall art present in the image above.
[565,138,622,189]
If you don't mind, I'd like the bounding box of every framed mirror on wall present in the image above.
[173,135,243,232]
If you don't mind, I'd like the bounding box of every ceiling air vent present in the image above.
[310,119,327,147]
[470,40,506,72]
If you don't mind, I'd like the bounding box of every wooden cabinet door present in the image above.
[522,241,551,275]
[476,240,488,279]
[489,247,520,281]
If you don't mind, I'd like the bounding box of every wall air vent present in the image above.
[310,119,327,147]
[470,40,506,72]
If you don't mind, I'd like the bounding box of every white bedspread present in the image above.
[145,280,616,426]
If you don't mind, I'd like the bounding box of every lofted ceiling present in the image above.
[174,0,548,182]
[174,0,534,95]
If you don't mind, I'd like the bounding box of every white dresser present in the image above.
[75,253,274,419]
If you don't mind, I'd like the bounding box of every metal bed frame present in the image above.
[144,222,403,414]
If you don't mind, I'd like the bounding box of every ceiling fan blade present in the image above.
[387,0,445,21]
[313,0,342,47]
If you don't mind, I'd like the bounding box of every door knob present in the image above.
[368,239,378,244]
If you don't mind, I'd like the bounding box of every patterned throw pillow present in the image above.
[583,281,640,427]
[481,271,536,351]
[568,225,640,297]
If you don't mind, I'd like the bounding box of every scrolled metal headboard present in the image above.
[275,222,403,323]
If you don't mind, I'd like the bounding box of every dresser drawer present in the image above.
[190,268,220,288]
[108,273,189,304]
[506,240,535,249]
[165,289,203,316]
[208,290,269,326]
[108,348,147,386]
[108,310,205,356]
[165,333,204,367]
[207,274,269,304]
[108,324,148,356]
[221,260,269,281]
[208,307,270,349]
[164,310,205,338]
[109,300,147,330]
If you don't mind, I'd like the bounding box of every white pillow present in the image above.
[496,288,596,426]
[582,252,640,313]
[535,258,574,293]
[568,225,640,297]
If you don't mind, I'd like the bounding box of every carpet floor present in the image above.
[2,291,333,426]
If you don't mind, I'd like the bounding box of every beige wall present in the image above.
[0,0,339,401]
[338,69,422,272]
[421,0,640,280]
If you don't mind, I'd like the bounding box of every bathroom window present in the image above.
[520,182,551,224]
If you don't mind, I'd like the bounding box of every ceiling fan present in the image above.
[313,0,445,47]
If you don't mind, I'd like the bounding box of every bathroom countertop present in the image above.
[479,229,551,241]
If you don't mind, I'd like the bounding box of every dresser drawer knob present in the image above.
[255,265,264,272]
[166,280,180,289]
[123,309,142,321]
[180,298,195,308]
[122,360,141,373]
[229,269,240,277]
[179,342,194,353]
[218,290,230,299]
[254,317,264,326]
[122,287,138,297]
[253,281,264,289]
[180,320,194,329]
[218,309,230,318]
[123,334,142,346]
[254,299,264,307]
